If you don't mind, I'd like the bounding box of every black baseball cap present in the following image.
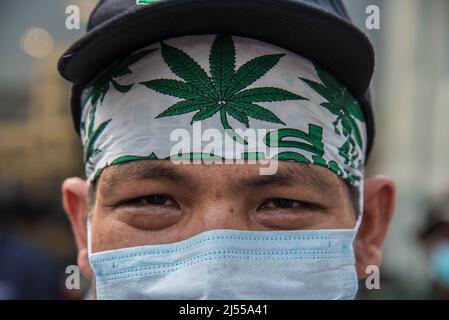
[58,0,376,158]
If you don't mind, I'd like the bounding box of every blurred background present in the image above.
[0,0,448,299]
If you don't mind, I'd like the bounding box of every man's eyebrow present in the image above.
[238,163,340,196]
[101,161,189,195]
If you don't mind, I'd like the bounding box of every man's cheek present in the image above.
[90,214,133,252]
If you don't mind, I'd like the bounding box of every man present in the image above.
[58,0,395,299]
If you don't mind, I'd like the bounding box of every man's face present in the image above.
[60,33,397,298]
[90,160,357,253]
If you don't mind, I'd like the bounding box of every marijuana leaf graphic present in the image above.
[83,119,111,166]
[141,35,306,144]
[82,48,157,166]
[299,64,365,166]
[87,48,158,109]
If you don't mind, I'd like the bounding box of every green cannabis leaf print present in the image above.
[141,35,306,144]
[83,119,111,165]
[87,48,158,109]
[82,48,158,167]
[299,64,365,167]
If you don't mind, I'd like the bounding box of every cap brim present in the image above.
[59,0,375,157]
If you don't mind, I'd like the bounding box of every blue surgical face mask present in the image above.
[88,228,359,300]
[430,243,449,288]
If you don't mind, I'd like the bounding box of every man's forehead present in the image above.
[98,160,344,196]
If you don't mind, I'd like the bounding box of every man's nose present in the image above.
[192,200,252,232]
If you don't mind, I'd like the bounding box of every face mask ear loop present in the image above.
[352,181,364,240]
[86,216,92,265]
[86,181,92,263]
[86,217,92,257]
[86,179,93,259]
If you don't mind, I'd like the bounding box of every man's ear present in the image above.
[355,176,395,279]
[62,177,93,279]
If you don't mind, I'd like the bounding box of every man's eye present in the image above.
[125,195,178,207]
[258,198,314,210]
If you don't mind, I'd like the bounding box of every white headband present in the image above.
[80,35,367,186]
